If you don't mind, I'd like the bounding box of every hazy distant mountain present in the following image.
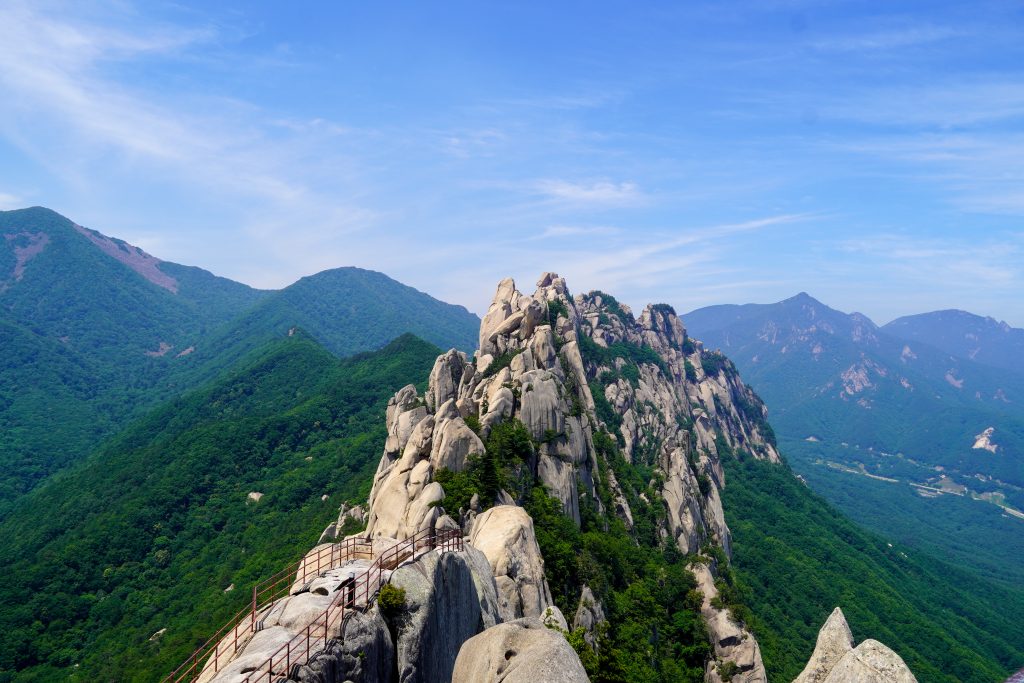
[684,293,1024,498]
[883,310,1024,376]
[0,207,479,507]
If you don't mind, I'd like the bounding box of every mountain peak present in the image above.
[784,291,820,305]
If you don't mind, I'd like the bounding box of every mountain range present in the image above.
[0,207,478,511]
[1,207,1022,682]
[684,293,1024,586]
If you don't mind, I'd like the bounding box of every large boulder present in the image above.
[795,607,917,683]
[823,640,917,683]
[469,505,553,621]
[289,605,393,683]
[794,608,855,683]
[451,617,590,683]
[390,546,503,683]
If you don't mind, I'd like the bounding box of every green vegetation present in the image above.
[588,290,634,324]
[433,420,535,511]
[0,208,479,515]
[578,333,669,379]
[685,294,1024,590]
[377,583,407,619]
[527,486,711,682]
[719,449,1024,682]
[481,347,524,378]
[784,436,1024,588]
[0,332,440,681]
[700,351,728,377]
[547,298,569,325]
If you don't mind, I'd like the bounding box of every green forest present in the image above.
[0,333,440,681]
[720,447,1024,682]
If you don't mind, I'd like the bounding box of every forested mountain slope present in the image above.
[171,275,1022,683]
[0,332,441,681]
[721,451,1024,681]
[0,207,268,506]
[0,207,478,511]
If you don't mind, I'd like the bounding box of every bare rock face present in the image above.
[693,563,767,683]
[823,640,917,683]
[469,505,553,621]
[290,605,393,683]
[794,608,855,683]
[451,617,590,683]
[390,547,504,683]
[795,608,917,683]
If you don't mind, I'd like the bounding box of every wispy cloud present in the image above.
[840,233,1023,288]
[533,179,644,206]
[809,25,964,52]
[537,225,621,238]
[0,192,23,210]
[821,80,1024,128]
[0,1,382,284]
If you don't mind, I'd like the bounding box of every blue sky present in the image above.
[1,1,1023,325]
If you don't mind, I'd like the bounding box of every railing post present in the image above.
[252,585,257,632]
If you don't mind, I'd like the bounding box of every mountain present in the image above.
[883,309,1024,376]
[683,293,1024,587]
[0,207,479,509]
[146,274,1019,683]
[175,266,479,386]
[684,293,1024,494]
[0,207,269,505]
[0,332,442,680]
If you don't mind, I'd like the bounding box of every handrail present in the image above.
[241,526,462,683]
[163,535,373,683]
[163,527,462,683]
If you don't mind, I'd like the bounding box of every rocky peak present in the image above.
[795,607,917,683]
[360,272,785,682]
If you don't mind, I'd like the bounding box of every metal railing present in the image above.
[163,527,462,683]
[241,527,462,683]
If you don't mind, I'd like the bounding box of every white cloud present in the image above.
[0,192,23,210]
[840,234,1023,288]
[809,26,964,52]
[533,179,644,206]
[538,225,621,238]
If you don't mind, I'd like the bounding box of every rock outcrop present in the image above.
[572,586,607,652]
[451,617,590,683]
[201,273,802,683]
[469,505,553,621]
[355,273,784,682]
[794,608,917,683]
[693,563,766,683]
[366,275,778,553]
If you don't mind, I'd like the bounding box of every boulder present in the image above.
[469,506,553,621]
[451,617,590,683]
[431,415,485,472]
[289,605,394,683]
[693,564,767,683]
[428,350,467,411]
[822,640,917,683]
[795,608,855,683]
